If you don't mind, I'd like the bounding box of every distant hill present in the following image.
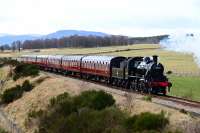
[0,35,40,45]
[44,30,108,39]
[0,30,109,45]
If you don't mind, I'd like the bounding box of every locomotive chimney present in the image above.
[153,55,158,64]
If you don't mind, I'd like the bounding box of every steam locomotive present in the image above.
[20,54,172,95]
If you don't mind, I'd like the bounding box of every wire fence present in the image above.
[0,107,22,133]
[171,71,200,77]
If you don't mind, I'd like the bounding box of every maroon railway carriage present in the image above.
[35,55,48,68]
[46,55,63,71]
[61,55,84,74]
[81,55,126,81]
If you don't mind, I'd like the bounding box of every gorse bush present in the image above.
[56,107,127,133]
[125,111,169,132]
[22,80,34,92]
[1,85,23,103]
[31,90,169,133]
[13,63,39,80]
[1,80,34,104]
[37,91,122,133]
[73,90,115,110]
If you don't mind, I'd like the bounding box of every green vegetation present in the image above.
[169,75,200,101]
[1,85,23,103]
[72,90,115,110]
[143,95,152,102]
[22,80,34,92]
[124,111,168,132]
[0,127,8,133]
[0,58,39,80]
[28,90,169,133]
[1,80,34,104]
[0,58,19,67]
[13,63,39,80]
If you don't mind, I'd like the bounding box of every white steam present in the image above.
[160,33,200,66]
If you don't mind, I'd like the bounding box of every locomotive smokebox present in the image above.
[153,55,158,64]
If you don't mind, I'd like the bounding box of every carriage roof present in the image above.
[82,55,126,64]
[62,55,85,61]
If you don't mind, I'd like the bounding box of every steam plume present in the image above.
[160,33,200,66]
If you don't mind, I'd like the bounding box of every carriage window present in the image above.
[86,62,89,68]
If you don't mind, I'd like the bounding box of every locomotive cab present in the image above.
[126,57,144,78]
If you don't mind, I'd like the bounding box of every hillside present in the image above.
[0,66,199,133]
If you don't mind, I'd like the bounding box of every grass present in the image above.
[168,75,200,101]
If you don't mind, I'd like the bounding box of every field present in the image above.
[1,44,199,74]
[169,75,200,101]
[0,44,200,101]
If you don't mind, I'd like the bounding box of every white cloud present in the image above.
[0,0,199,36]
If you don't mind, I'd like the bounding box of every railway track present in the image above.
[156,95,200,108]
[41,70,200,113]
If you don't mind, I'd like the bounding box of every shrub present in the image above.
[125,111,169,132]
[1,80,34,104]
[0,58,20,67]
[166,71,173,75]
[143,95,152,102]
[1,85,23,103]
[34,91,169,133]
[13,63,39,80]
[22,80,34,92]
[38,107,127,133]
[49,92,70,107]
[0,128,8,133]
[74,90,115,110]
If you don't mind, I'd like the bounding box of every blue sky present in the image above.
[0,0,199,36]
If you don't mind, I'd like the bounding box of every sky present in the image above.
[0,0,199,36]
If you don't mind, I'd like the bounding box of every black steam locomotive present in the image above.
[112,55,171,95]
[20,55,172,95]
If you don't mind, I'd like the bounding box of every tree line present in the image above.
[0,35,168,51]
